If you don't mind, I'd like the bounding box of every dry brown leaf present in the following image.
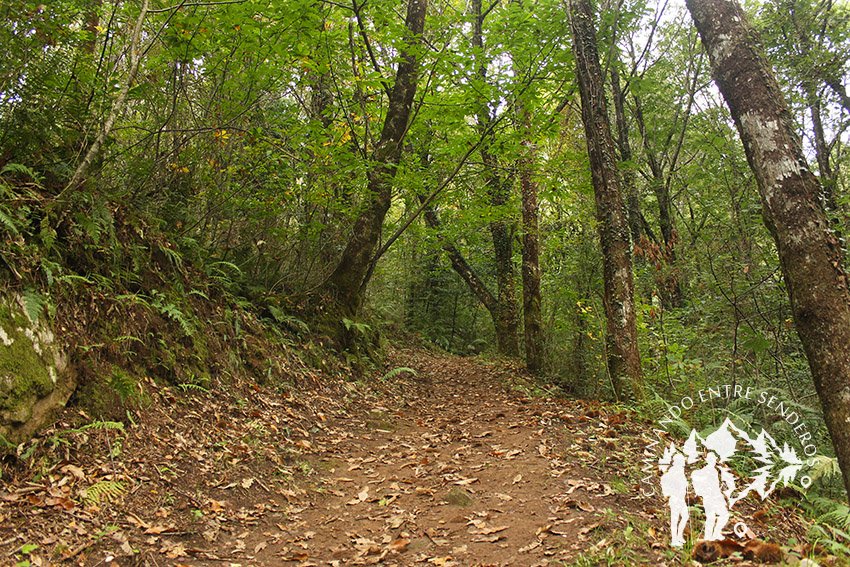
[144,525,174,535]
[518,541,541,553]
[60,464,86,481]
[472,534,504,543]
[470,525,509,535]
[387,538,410,552]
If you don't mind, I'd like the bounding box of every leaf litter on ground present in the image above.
[0,347,836,566]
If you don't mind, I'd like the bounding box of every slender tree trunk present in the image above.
[509,0,544,372]
[517,104,544,373]
[420,198,498,315]
[569,0,644,402]
[610,67,643,246]
[686,0,850,499]
[60,0,149,199]
[323,0,427,316]
[805,86,838,213]
[633,94,683,309]
[472,0,520,357]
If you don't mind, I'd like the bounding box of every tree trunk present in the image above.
[686,0,850,499]
[610,67,643,247]
[323,0,427,316]
[60,0,149,199]
[419,197,498,316]
[805,86,838,214]
[633,94,683,309]
[472,0,520,357]
[569,0,644,402]
[517,104,544,374]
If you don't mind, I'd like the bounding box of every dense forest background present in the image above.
[2,0,850,504]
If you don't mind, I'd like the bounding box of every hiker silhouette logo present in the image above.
[657,417,810,547]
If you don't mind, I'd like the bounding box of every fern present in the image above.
[178,382,210,393]
[0,208,19,234]
[150,290,194,336]
[59,274,95,286]
[809,455,842,482]
[83,480,126,505]
[267,306,309,333]
[809,496,850,531]
[40,259,61,286]
[20,287,47,322]
[189,289,210,300]
[108,371,137,403]
[161,303,193,336]
[0,163,42,184]
[381,367,417,381]
[158,243,184,271]
[75,420,125,433]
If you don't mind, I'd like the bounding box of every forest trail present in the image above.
[5,349,803,567]
[257,352,653,566]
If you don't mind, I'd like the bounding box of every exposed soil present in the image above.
[0,349,838,566]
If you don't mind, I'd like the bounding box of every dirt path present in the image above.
[0,350,700,566]
[249,353,656,566]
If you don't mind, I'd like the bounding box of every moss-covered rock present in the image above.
[0,294,76,445]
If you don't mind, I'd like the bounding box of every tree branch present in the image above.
[60,0,150,200]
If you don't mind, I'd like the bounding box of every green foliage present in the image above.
[381,366,417,381]
[343,318,371,335]
[83,480,126,506]
[107,369,138,404]
[150,290,194,337]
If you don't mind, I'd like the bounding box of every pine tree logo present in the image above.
[658,418,809,547]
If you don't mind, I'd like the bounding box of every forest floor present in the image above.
[0,348,836,567]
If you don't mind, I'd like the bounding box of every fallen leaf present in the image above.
[144,525,175,535]
[387,538,410,552]
[470,525,509,535]
[519,541,541,553]
[61,464,86,481]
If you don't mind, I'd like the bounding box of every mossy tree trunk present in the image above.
[472,0,520,358]
[686,0,850,498]
[322,0,427,318]
[569,0,644,402]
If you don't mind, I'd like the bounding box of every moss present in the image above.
[0,310,55,421]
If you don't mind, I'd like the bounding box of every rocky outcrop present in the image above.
[0,293,76,446]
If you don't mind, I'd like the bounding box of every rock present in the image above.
[0,293,76,446]
[442,488,475,507]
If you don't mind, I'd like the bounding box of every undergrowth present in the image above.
[0,166,353,433]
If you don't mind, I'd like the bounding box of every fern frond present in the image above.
[158,244,184,270]
[83,480,125,505]
[77,420,125,432]
[267,306,309,333]
[1,163,43,184]
[0,208,19,234]
[178,382,210,393]
[20,287,47,322]
[381,367,417,381]
[108,372,137,403]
